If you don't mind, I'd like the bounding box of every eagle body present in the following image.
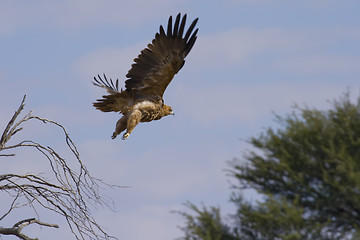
[133,100,162,122]
[92,13,198,140]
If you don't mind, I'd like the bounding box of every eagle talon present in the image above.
[111,133,117,139]
[122,133,130,140]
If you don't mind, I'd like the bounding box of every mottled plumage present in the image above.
[92,13,199,140]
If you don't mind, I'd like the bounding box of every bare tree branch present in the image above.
[0,218,59,240]
[0,95,118,240]
[0,192,21,221]
[0,95,26,151]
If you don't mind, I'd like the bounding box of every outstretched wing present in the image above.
[92,13,198,113]
[92,74,131,113]
[125,13,199,100]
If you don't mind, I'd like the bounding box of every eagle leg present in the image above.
[122,109,142,140]
[112,115,128,139]
[122,133,130,140]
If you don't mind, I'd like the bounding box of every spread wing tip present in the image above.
[92,74,120,94]
[161,13,198,39]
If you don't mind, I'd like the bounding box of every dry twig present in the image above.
[0,95,117,240]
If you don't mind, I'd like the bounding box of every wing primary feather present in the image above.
[173,13,181,36]
[185,29,199,53]
[93,74,119,92]
[93,75,106,88]
[103,74,113,89]
[93,76,102,86]
[178,14,187,37]
[184,18,199,42]
[167,15,173,36]
[101,74,106,84]
[109,77,117,90]
[121,14,199,98]
[93,13,199,117]
[159,25,165,36]
[110,79,116,89]
[98,74,107,86]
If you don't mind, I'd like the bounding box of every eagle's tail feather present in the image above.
[93,91,130,113]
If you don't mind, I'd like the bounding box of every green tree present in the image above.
[178,93,360,240]
[176,202,240,240]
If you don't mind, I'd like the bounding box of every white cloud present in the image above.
[79,137,231,197]
[171,81,355,128]
[73,28,283,77]
[94,203,185,240]
[73,27,306,89]
[73,43,146,83]
[3,3,360,240]
[0,0,184,35]
[275,55,360,74]
[223,0,282,5]
[74,138,235,240]
[188,26,360,75]
[73,25,360,131]
[223,0,351,9]
[189,28,314,69]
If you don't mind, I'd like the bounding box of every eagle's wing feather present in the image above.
[93,74,120,95]
[92,13,198,114]
[93,74,132,113]
[125,13,198,99]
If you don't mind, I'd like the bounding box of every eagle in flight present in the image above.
[92,13,199,140]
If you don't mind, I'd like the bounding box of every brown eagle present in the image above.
[92,13,199,140]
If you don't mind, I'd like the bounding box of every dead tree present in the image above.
[0,95,117,240]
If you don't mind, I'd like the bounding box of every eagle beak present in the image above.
[170,111,175,116]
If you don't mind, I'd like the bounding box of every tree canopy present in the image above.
[179,93,360,240]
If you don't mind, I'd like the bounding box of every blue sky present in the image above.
[1,1,360,239]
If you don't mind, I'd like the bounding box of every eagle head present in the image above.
[161,104,175,117]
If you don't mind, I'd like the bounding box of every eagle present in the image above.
[92,13,199,140]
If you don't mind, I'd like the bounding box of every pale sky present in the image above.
[1,1,360,239]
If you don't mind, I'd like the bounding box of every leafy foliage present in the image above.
[177,202,240,240]
[179,93,360,240]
